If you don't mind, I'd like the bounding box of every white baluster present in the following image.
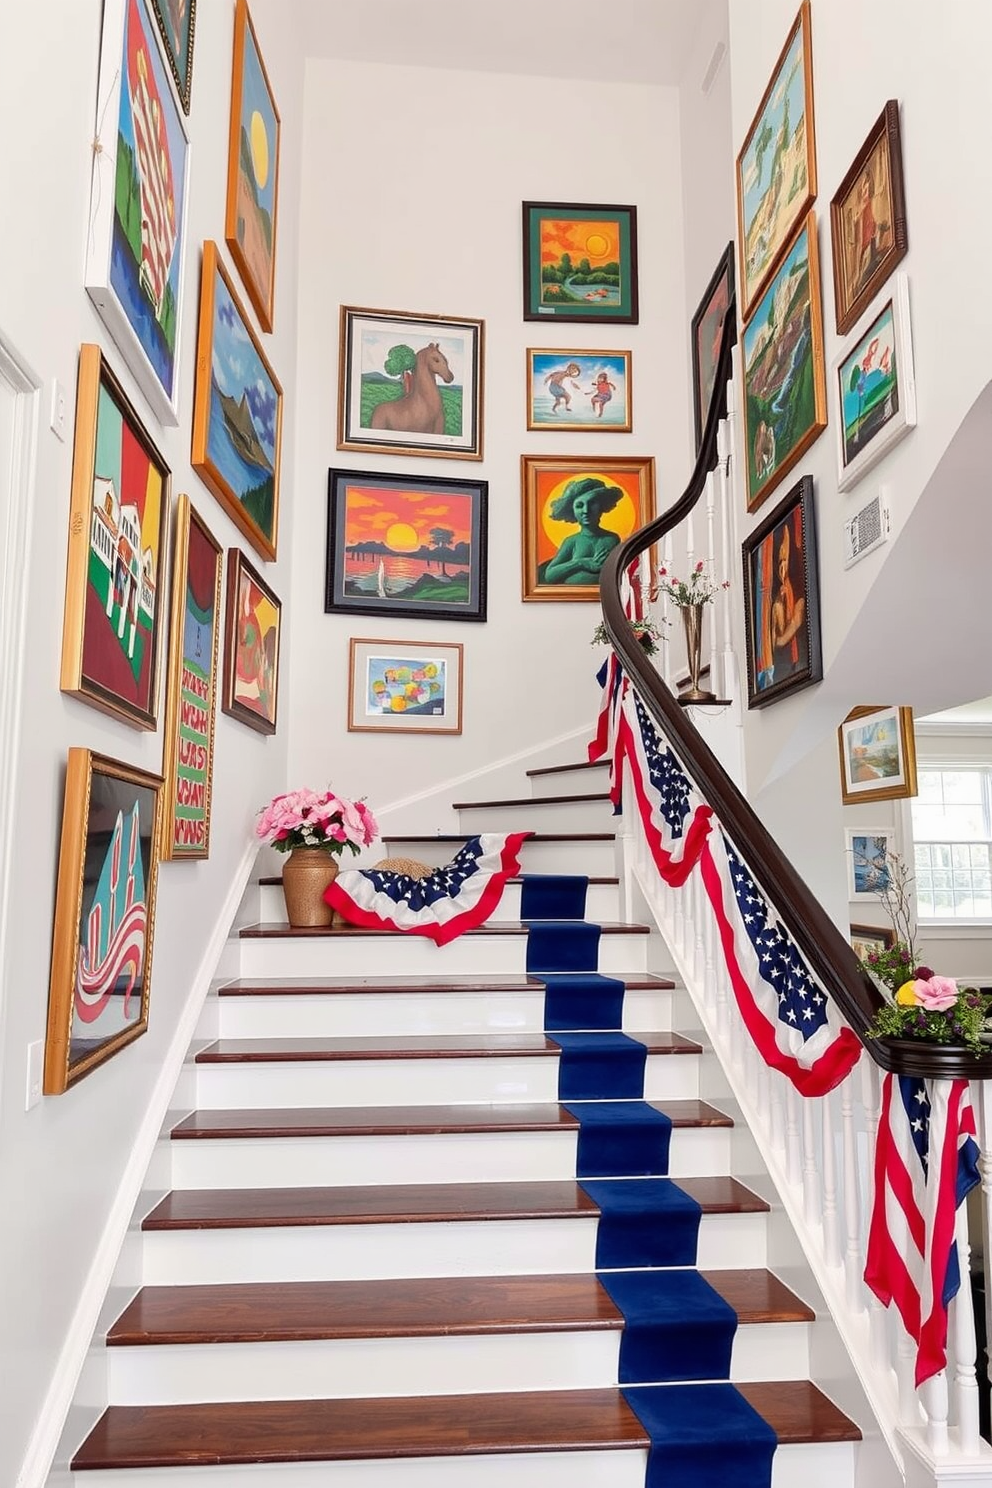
[785,1085,802,1188]
[869,1295,893,1377]
[973,1082,992,1412]
[705,469,719,684]
[841,1072,865,1314]
[802,1095,821,1227]
[895,1327,921,1426]
[921,1370,950,1457]
[660,531,674,689]
[770,1071,786,1156]
[822,1087,842,1268]
[716,416,734,701]
[950,1208,980,1455]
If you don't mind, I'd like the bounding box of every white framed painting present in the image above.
[84,0,191,426]
[833,274,916,493]
[846,827,897,900]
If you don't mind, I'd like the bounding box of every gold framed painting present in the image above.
[160,496,223,860]
[525,349,632,432]
[830,100,908,336]
[520,454,656,602]
[838,705,918,805]
[348,636,463,735]
[222,547,282,734]
[851,923,896,960]
[45,750,163,1094]
[225,0,280,330]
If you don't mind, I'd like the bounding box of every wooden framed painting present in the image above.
[61,345,169,730]
[192,241,283,562]
[846,828,896,899]
[348,637,463,735]
[838,705,918,805]
[225,0,281,331]
[736,1,816,319]
[85,0,191,425]
[520,454,656,603]
[851,923,896,960]
[160,496,222,860]
[833,274,916,492]
[830,100,907,336]
[741,212,827,513]
[690,243,735,453]
[149,0,196,112]
[222,547,281,734]
[325,468,488,622]
[526,350,632,432]
[44,750,163,1094]
[338,306,484,461]
[522,202,638,325]
[741,474,822,710]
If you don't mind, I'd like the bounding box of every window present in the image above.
[911,766,992,919]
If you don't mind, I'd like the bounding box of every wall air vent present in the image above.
[842,487,891,568]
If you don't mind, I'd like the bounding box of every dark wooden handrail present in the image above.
[599,299,992,1079]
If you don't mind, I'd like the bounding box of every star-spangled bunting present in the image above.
[610,691,713,885]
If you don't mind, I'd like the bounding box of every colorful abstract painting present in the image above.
[526,350,632,432]
[523,202,638,324]
[348,638,463,734]
[225,0,280,329]
[223,548,281,733]
[521,455,655,602]
[150,0,196,111]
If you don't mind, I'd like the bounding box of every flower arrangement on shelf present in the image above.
[590,617,664,656]
[256,787,379,858]
[650,560,730,609]
[855,847,992,1053]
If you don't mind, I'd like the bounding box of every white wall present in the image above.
[0,3,303,1481]
[288,59,690,829]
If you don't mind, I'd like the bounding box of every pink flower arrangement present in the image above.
[256,788,379,857]
[902,975,961,1013]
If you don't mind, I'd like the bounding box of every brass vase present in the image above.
[281,848,342,928]
[678,602,716,704]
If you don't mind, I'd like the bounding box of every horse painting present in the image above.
[370,343,454,435]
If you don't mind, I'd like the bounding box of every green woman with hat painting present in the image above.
[541,475,623,586]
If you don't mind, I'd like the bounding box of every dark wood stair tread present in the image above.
[218,972,676,995]
[170,1096,729,1139]
[240,919,648,939]
[193,1031,699,1062]
[108,1268,810,1346]
[527,759,608,778]
[258,874,620,888]
[451,792,610,809]
[72,1382,858,1469]
[142,1176,767,1230]
[382,832,616,843]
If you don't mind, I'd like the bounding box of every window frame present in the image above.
[904,758,992,927]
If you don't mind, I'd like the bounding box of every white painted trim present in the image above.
[915,723,992,740]
[14,840,258,1488]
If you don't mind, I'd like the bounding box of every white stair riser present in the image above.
[455,800,613,834]
[192,1053,700,1108]
[141,1212,766,1286]
[212,986,675,1039]
[106,1320,810,1404]
[258,881,621,923]
[237,933,649,979]
[168,1127,730,1188]
[529,767,609,794]
[68,1440,856,1488]
[380,839,617,875]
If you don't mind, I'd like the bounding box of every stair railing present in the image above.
[597,302,992,1481]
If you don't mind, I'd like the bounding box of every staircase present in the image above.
[67,754,861,1486]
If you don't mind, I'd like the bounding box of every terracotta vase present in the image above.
[281,848,342,928]
[678,602,716,704]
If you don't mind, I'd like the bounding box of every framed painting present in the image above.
[348,637,463,735]
[61,345,169,730]
[833,274,916,492]
[225,0,281,331]
[851,923,896,959]
[160,496,222,860]
[690,243,735,453]
[838,705,918,805]
[741,212,827,513]
[85,0,191,425]
[192,241,283,561]
[526,350,632,432]
[520,455,656,603]
[149,0,196,112]
[522,202,638,325]
[338,306,484,461]
[222,547,282,734]
[736,1,816,319]
[830,100,907,335]
[44,750,163,1094]
[325,468,488,622]
[846,828,896,899]
[741,474,822,710]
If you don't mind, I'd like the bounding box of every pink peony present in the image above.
[914,975,959,1012]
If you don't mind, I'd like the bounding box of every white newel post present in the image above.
[951,1201,981,1455]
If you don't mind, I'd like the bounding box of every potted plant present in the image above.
[256,788,379,927]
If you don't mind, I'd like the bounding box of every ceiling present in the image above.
[292,0,723,87]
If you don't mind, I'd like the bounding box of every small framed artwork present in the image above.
[222,548,282,734]
[741,474,822,710]
[526,350,632,432]
[830,100,908,336]
[348,637,463,735]
[833,274,916,492]
[61,345,169,730]
[736,2,816,319]
[225,0,281,331]
[741,212,827,512]
[846,829,896,899]
[690,243,735,452]
[338,306,484,461]
[149,0,196,112]
[851,923,896,960]
[160,496,222,860]
[520,455,656,603]
[522,202,638,325]
[838,705,918,805]
[44,750,163,1094]
[85,0,191,425]
[325,468,488,622]
[192,241,283,562]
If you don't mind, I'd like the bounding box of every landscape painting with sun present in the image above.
[523,202,639,324]
[325,469,489,623]
[225,0,280,330]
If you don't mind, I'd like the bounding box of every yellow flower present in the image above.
[895,980,919,1006]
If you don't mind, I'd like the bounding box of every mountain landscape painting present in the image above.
[226,0,280,329]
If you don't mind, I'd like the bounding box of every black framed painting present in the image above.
[741,475,822,709]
